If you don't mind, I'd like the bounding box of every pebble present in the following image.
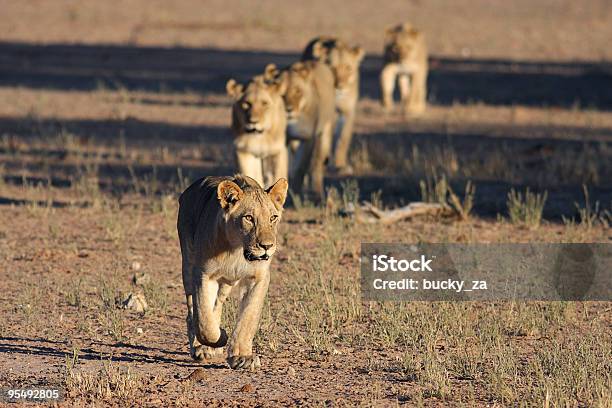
[186,368,206,382]
[122,292,148,313]
[240,383,255,393]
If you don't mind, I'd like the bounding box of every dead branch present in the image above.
[354,201,453,224]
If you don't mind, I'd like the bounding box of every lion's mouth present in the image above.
[244,250,270,262]
[244,123,264,134]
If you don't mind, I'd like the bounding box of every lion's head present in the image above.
[384,23,423,63]
[310,38,364,90]
[226,76,287,135]
[217,175,288,262]
[265,62,316,122]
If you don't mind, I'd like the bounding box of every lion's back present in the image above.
[178,176,225,244]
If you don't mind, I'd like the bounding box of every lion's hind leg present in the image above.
[185,294,206,361]
[179,218,205,361]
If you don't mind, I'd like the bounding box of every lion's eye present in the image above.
[270,215,278,222]
[261,100,269,107]
[241,102,250,110]
[244,215,254,223]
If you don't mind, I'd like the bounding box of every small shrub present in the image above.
[573,185,610,230]
[420,176,476,220]
[448,181,476,221]
[507,188,547,228]
[340,179,360,210]
[420,176,448,205]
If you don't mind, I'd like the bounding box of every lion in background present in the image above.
[264,61,336,201]
[302,36,365,175]
[380,23,428,115]
[177,174,288,370]
[226,76,288,189]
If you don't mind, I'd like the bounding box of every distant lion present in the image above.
[226,76,288,189]
[302,36,365,175]
[264,61,336,201]
[178,174,288,370]
[380,23,428,115]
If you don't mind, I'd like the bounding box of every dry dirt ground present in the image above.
[0,1,611,406]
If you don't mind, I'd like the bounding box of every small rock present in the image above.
[136,327,144,335]
[132,272,150,286]
[186,368,206,382]
[131,261,142,271]
[288,366,296,376]
[240,383,255,393]
[122,292,148,313]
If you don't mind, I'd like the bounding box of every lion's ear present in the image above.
[352,46,365,62]
[264,64,279,81]
[226,79,244,99]
[266,178,288,210]
[270,71,288,95]
[217,180,244,209]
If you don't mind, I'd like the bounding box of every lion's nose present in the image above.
[259,242,273,251]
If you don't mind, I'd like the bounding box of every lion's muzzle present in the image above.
[244,249,271,262]
[244,122,264,133]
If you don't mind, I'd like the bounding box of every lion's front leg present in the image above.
[189,279,234,361]
[227,272,270,370]
[406,67,427,116]
[187,300,223,361]
[398,73,411,115]
[332,103,356,174]
[267,147,288,189]
[193,276,229,351]
[236,150,264,188]
[310,122,333,202]
[290,138,315,195]
[380,63,398,111]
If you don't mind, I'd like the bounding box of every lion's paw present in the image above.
[191,345,224,361]
[227,354,261,370]
[190,344,205,361]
